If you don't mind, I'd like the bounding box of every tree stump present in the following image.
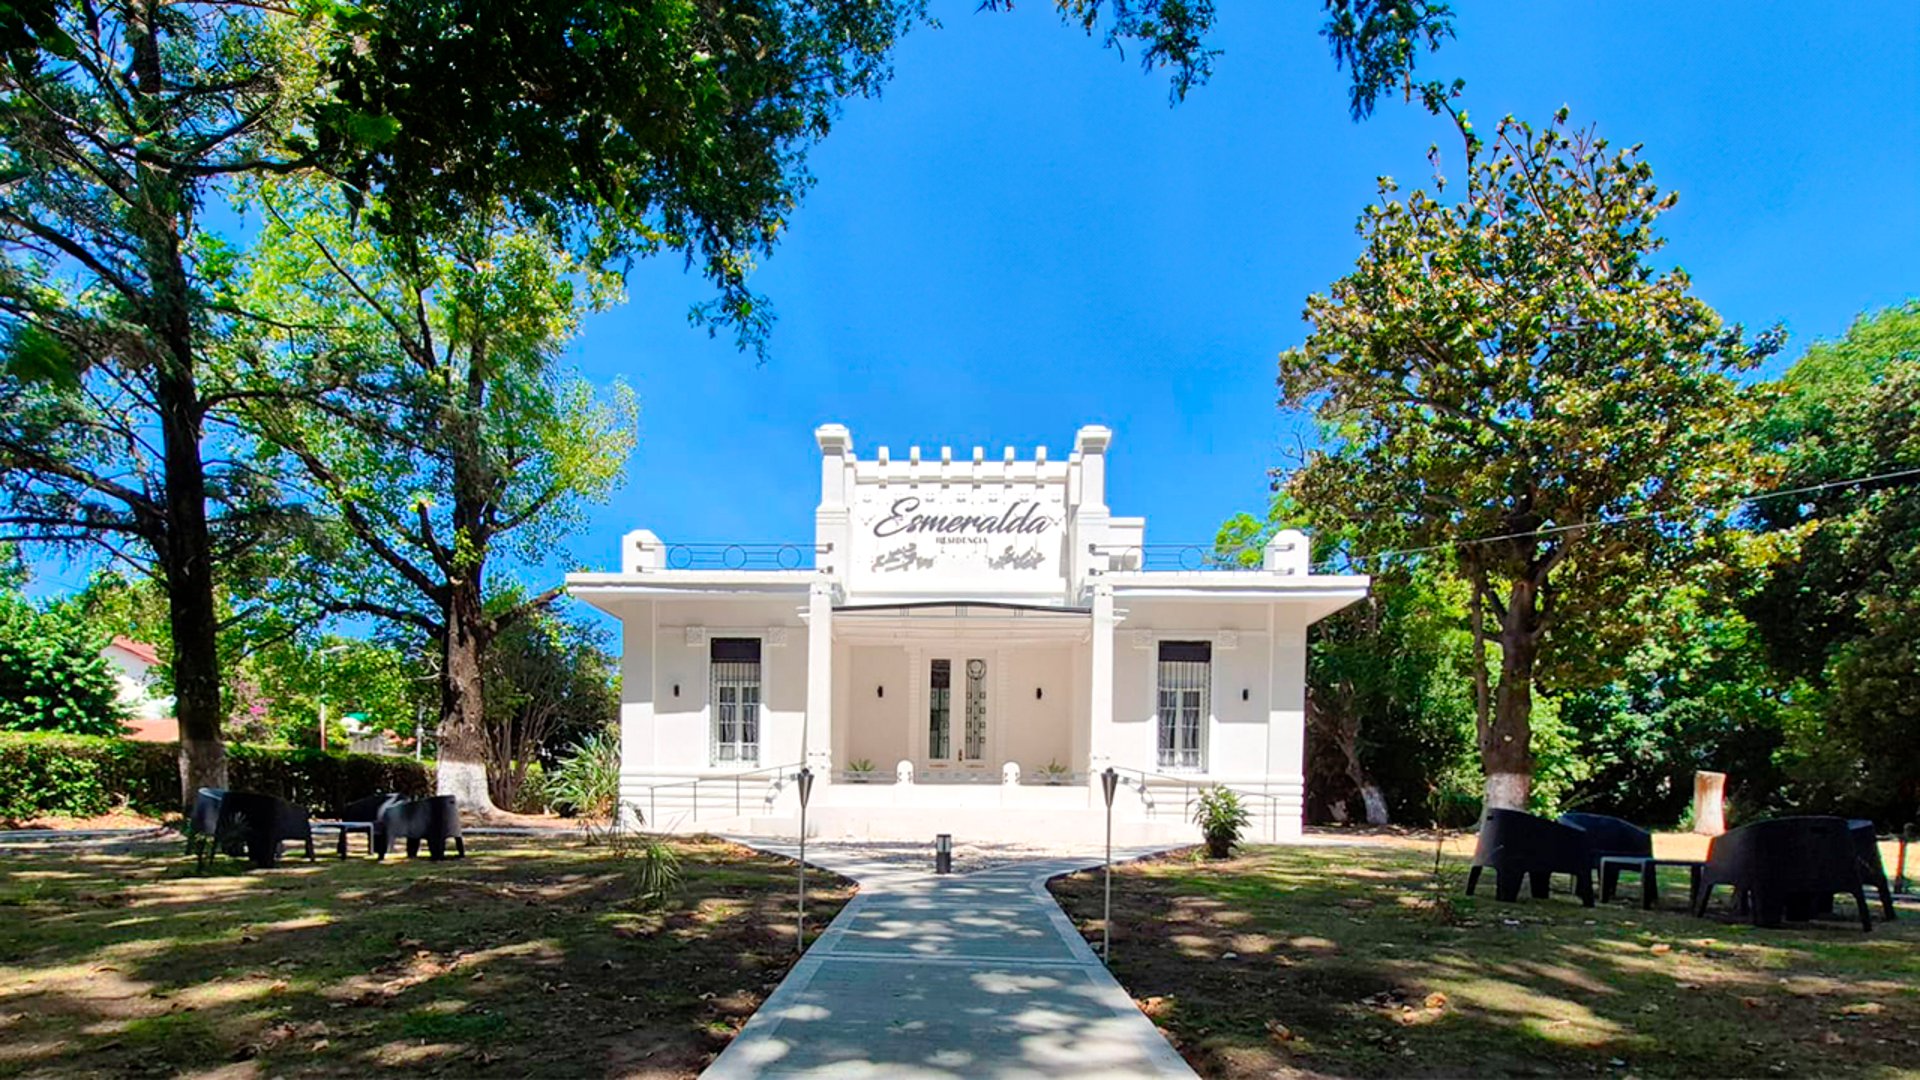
[1692,771,1728,836]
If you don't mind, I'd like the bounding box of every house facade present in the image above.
[567,425,1368,844]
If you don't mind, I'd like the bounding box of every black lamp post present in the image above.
[1101,767,1119,962]
[796,766,814,954]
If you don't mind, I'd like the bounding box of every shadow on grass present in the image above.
[0,835,850,1078]
[1049,844,1920,1079]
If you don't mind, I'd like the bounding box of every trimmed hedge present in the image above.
[0,732,433,822]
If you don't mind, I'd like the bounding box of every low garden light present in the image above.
[796,766,814,954]
[934,832,952,874]
[1101,767,1118,961]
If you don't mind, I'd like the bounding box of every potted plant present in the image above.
[1039,759,1071,786]
[1193,786,1250,859]
[846,758,876,783]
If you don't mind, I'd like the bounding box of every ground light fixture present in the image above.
[1101,767,1119,962]
[934,832,953,874]
[796,766,814,954]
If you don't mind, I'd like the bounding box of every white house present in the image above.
[101,636,178,741]
[567,425,1368,844]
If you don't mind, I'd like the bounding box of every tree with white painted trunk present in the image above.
[1276,108,1778,811]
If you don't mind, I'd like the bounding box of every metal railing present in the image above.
[628,762,806,828]
[663,543,831,571]
[1086,543,1261,573]
[1107,765,1290,843]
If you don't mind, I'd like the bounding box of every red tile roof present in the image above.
[109,636,163,666]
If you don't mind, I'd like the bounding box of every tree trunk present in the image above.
[437,578,497,813]
[131,12,225,809]
[1482,576,1542,811]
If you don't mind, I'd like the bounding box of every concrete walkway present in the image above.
[706,842,1194,1079]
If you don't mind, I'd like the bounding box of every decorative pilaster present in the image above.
[1086,583,1116,788]
[1266,620,1308,838]
[804,581,834,777]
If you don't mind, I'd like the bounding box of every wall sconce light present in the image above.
[877,685,885,698]
[1035,687,1044,700]
[1241,688,1250,702]
[673,683,681,698]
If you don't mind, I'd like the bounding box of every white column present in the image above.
[804,581,834,778]
[1266,614,1307,839]
[617,601,656,828]
[1086,584,1116,788]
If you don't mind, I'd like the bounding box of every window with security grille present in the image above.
[711,638,761,764]
[928,659,951,759]
[1156,641,1210,770]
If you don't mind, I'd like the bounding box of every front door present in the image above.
[925,654,990,774]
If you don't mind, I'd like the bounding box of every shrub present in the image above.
[1193,786,1251,858]
[0,732,432,822]
[546,730,621,821]
[0,597,126,736]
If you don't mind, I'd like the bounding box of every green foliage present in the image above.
[482,605,621,809]
[1192,786,1250,856]
[0,594,125,736]
[546,731,623,822]
[314,0,926,354]
[0,732,430,822]
[1745,302,1920,825]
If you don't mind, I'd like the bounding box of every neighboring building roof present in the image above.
[124,715,179,743]
[108,636,163,666]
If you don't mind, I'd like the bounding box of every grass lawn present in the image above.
[1050,843,1920,1079]
[0,835,848,1077]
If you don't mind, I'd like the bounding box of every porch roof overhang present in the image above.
[563,571,821,616]
[828,601,1093,645]
[1101,571,1371,624]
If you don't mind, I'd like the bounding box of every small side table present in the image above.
[309,822,375,859]
[1600,856,1705,910]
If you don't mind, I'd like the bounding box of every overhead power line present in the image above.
[1306,463,1920,573]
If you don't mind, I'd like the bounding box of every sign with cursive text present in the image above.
[848,485,1067,589]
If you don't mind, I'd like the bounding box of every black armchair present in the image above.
[374,795,465,861]
[1851,820,1897,922]
[1559,812,1655,901]
[1693,816,1871,931]
[1465,808,1596,906]
[313,793,403,858]
[191,789,315,868]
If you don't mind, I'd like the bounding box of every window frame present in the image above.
[709,637,763,767]
[1155,640,1211,772]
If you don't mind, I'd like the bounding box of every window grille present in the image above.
[711,638,761,764]
[928,659,951,759]
[1156,641,1210,770]
[964,658,987,761]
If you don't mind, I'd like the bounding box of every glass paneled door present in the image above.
[926,654,990,772]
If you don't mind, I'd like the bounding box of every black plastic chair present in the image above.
[195,790,315,868]
[1559,812,1655,901]
[375,795,465,860]
[1465,808,1595,906]
[1693,816,1871,931]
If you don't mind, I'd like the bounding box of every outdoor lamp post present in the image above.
[315,644,349,752]
[934,833,953,874]
[1101,767,1119,962]
[796,766,814,954]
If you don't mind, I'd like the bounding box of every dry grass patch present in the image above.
[1050,844,1919,1079]
[0,835,849,1077]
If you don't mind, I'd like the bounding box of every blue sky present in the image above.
[565,1,1920,580]
[23,3,1920,613]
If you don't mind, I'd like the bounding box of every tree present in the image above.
[237,181,636,812]
[1744,302,1920,824]
[984,1,1458,114]
[483,605,619,812]
[0,591,126,737]
[1276,109,1780,810]
[0,2,326,801]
